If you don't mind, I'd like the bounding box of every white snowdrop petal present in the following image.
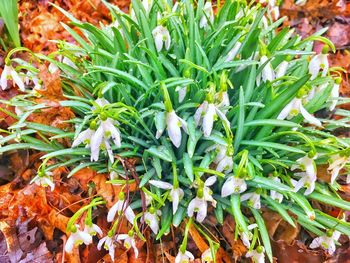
[149,180,173,189]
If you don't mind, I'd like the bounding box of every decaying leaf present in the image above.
[262,211,300,244]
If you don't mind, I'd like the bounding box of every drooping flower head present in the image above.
[116,230,139,258]
[107,192,135,225]
[310,229,341,255]
[152,25,171,52]
[199,2,214,29]
[65,225,93,253]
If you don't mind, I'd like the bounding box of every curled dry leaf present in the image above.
[72,167,96,192]
[272,240,326,263]
[92,173,137,209]
[262,211,300,244]
[0,221,23,263]
[327,22,350,48]
[28,101,75,132]
[188,224,209,253]
[281,0,347,19]
[222,215,247,260]
[37,65,64,99]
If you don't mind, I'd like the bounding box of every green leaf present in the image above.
[157,204,172,240]
[251,208,273,263]
[241,140,305,154]
[67,162,94,178]
[230,194,248,234]
[249,176,292,192]
[0,0,20,47]
[263,195,296,227]
[146,146,173,162]
[308,192,350,211]
[289,192,315,220]
[89,66,148,90]
[183,153,194,182]
[234,87,245,151]
[243,119,300,128]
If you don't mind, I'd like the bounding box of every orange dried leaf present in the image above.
[188,224,209,253]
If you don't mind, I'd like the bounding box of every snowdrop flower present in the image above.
[275,61,289,79]
[188,192,208,223]
[90,117,122,162]
[142,0,154,14]
[175,250,194,263]
[200,2,214,29]
[328,154,350,184]
[149,180,184,214]
[65,225,92,253]
[200,176,217,206]
[48,63,59,74]
[246,246,265,263]
[72,127,95,148]
[291,155,317,195]
[269,176,284,203]
[94,97,110,108]
[142,207,161,234]
[309,50,329,80]
[107,193,135,225]
[176,86,188,103]
[144,191,153,207]
[292,172,316,195]
[33,171,55,191]
[84,223,102,237]
[277,98,322,127]
[291,155,317,176]
[206,144,233,174]
[103,20,124,38]
[194,100,230,137]
[109,170,127,182]
[215,151,233,174]
[1,65,25,91]
[201,248,213,263]
[221,176,247,197]
[206,144,227,164]
[240,224,258,248]
[295,0,307,5]
[206,139,233,174]
[310,230,341,255]
[260,55,275,83]
[216,90,230,112]
[270,5,279,20]
[241,191,261,209]
[24,71,42,90]
[152,25,171,52]
[329,78,341,111]
[62,56,78,70]
[116,231,139,258]
[225,41,242,62]
[97,235,115,260]
[166,110,188,148]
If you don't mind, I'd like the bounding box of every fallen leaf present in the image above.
[189,224,209,253]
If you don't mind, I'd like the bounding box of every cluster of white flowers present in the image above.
[65,223,102,253]
[71,98,122,162]
[0,64,42,92]
[20,1,350,261]
[310,230,341,255]
[258,0,279,20]
[291,155,317,195]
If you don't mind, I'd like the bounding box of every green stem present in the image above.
[172,162,179,188]
[66,198,106,233]
[180,217,193,253]
[161,82,173,112]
